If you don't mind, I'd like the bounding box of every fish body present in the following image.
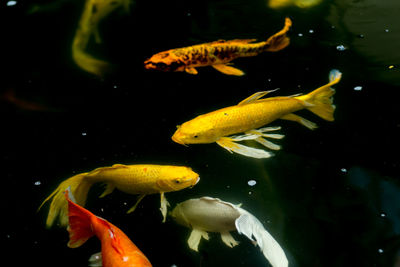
[66,192,152,267]
[171,197,288,267]
[172,69,342,158]
[39,164,199,227]
[144,18,292,76]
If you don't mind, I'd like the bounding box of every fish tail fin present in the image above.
[264,17,292,52]
[38,172,94,228]
[296,69,342,121]
[235,209,288,267]
[64,189,95,248]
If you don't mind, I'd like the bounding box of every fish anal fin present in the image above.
[99,183,115,198]
[212,64,244,76]
[281,113,317,130]
[238,89,279,106]
[160,192,170,223]
[216,137,274,159]
[126,194,146,214]
[185,67,198,75]
[188,229,209,252]
[220,231,239,248]
[88,252,102,267]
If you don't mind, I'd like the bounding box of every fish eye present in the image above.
[174,179,181,184]
[194,135,198,138]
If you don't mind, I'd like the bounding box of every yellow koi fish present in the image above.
[268,0,322,9]
[39,164,199,227]
[144,18,292,76]
[172,69,342,158]
[72,0,131,76]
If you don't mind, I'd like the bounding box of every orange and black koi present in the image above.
[144,18,292,76]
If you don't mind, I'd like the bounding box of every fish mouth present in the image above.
[190,176,200,188]
[172,135,187,146]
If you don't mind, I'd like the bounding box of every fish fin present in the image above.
[296,69,341,121]
[126,194,146,214]
[88,164,127,176]
[185,67,198,75]
[99,183,115,198]
[254,137,281,150]
[38,173,93,228]
[224,38,258,44]
[280,113,318,130]
[238,89,279,105]
[220,231,239,248]
[160,192,170,223]
[235,210,288,267]
[65,190,94,248]
[88,252,102,267]
[264,17,292,52]
[216,137,274,159]
[249,127,285,139]
[72,41,112,77]
[188,229,209,252]
[212,64,245,76]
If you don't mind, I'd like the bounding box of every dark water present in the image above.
[2,0,400,266]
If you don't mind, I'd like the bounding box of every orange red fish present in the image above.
[65,190,152,267]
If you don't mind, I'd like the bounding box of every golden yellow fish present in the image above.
[172,70,342,158]
[267,0,322,9]
[72,0,131,76]
[39,164,200,227]
[144,18,292,76]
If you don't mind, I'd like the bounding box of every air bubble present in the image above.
[354,86,363,91]
[380,212,387,218]
[340,168,347,173]
[247,180,257,186]
[298,33,303,37]
[34,181,41,186]
[336,45,347,51]
[7,1,17,6]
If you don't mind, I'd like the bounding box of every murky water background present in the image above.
[2,0,400,266]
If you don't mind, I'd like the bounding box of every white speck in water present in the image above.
[82,132,87,136]
[7,1,17,6]
[378,248,384,254]
[171,265,178,267]
[113,85,118,89]
[354,86,363,91]
[34,181,41,186]
[331,25,336,29]
[336,45,346,51]
[384,29,389,33]
[298,33,303,37]
[248,191,252,195]
[247,180,257,186]
[226,185,230,189]
[187,12,191,16]
[340,168,347,173]
[309,29,314,33]
[380,212,387,218]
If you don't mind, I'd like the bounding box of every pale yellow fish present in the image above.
[172,70,342,158]
[171,197,288,267]
[39,164,200,228]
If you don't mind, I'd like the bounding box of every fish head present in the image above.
[170,203,190,227]
[172,119,217,145]
[144,51,185,72]
[156,166,200,192]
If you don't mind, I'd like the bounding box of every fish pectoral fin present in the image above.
[185,67,198,75]
[188,229,209,252]
[160,192,170,223]
[254,137,281,150]
[212,64,245,76]
[126,194,146,214]
[220,231,239,248]
[99,183,115,198]
[88,252,102,267]
[238,89,279,105]
[216,137,274,159]
[250,127,285,139]
[280,113,318,130]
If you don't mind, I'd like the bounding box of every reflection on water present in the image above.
[2,0,400,266]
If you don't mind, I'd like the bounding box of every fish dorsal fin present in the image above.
[111,164,128,168]
[238,89,279,106]
[224,38,257,44]
[87,164,128,176]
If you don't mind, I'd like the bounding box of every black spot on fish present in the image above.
[224,113,228,116]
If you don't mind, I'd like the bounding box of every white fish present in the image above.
[170,197,288,267]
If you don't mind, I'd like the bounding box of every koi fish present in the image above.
[267,0,322,9]
[1,89,52,112]
[144,18,292,76]
[172,69,342,158]
[39,164,200,227]
[171,197,288,267]
[72,0,131,76]
[65,190,152,267]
